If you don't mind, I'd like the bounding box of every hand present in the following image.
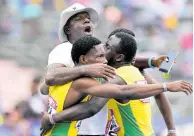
[40,112,53,136]
[82,63,116,81]
[151,55,168,68]
[167,133,177,136]
[166,80,193,95]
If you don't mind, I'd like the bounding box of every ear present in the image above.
[79,55,87,64]
[131,57,136,65]
[116,54,124,62]
[64,26,70,35]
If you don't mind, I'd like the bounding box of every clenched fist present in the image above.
[40,112,53,136]
[152,55,168,68]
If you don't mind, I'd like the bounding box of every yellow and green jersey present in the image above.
[106,66,155,136]
[45,82,89,136]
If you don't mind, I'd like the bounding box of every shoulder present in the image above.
[104,75,126,85]
[49,42,72,56]
[72,77,100,90]
[48,42,73,66]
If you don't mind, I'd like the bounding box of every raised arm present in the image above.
[143,70,177,135]
[134,56,167,70]
[77,77,192,100]
[45,63,115,86]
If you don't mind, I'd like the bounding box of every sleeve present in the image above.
[47,44,72,66]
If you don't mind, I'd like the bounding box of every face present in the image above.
[67,12,93,40]
[81,44,107,64]
[104,35,121,62]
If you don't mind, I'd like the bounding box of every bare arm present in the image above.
[53,97,108,122]
[45,63,85,86]
[76,77,165,99]
[40,64,83,94]
[78,77,192,99]
[40,78,109,135]
[40,96,108,135]
[45,63,115,86]
[134,57,150,70]
[134,56,167,70]
[143,70,176,131]
[40,81,49,95]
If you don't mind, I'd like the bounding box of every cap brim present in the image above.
[58,8,99,42]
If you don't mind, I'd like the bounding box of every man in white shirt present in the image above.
[41,3,166,93]
[40,3,117,135]
[40,3,175,136]
[43,3,116,88]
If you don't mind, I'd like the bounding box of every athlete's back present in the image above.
[107,65,154,136]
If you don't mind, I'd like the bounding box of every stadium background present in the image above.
[0,0,192,135]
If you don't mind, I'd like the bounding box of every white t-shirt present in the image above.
[77,105,108,135]
[48,42,74,67]
[47,41,108,135]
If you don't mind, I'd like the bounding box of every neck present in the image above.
[110,61,131,69]
[68,37,76,44]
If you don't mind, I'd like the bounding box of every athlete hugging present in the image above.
[40,3,193,136]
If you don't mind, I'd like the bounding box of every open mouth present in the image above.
[84,26,92,34]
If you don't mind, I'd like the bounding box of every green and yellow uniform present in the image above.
[106,66,155,136]
[45,82,89,136]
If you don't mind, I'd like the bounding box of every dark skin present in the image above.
[106,34,177,134]
[42,44,176,102]
[66,12,93,44]
[40,11,179,135]
[41,42,169,134]
[41,12,166,89]
[40,12,116,94]
[142,70,176,136]
[40,36,192,135]
[63,44,108,109]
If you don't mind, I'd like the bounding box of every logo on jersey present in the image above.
[105,109,120,136]
[135,80,147,85]
[140,97,151,103]
[75,120,82,130]
[48,96,58,114]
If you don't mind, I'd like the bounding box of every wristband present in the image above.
[162,83,168,92]
[49,113,56,125]
[148,56,155,69]
[168,129,176,134]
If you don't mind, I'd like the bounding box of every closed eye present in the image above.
[98,54,104,58]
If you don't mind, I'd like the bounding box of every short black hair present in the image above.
[71,36,101,64]
[115,32,137,62]
[108,28,135,38]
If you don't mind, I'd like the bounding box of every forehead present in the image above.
[73,11,89,18]
[87,44,105,55]
[107,35,121,46]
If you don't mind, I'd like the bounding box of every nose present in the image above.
[83,18,91,24]
[104,58,108,64]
